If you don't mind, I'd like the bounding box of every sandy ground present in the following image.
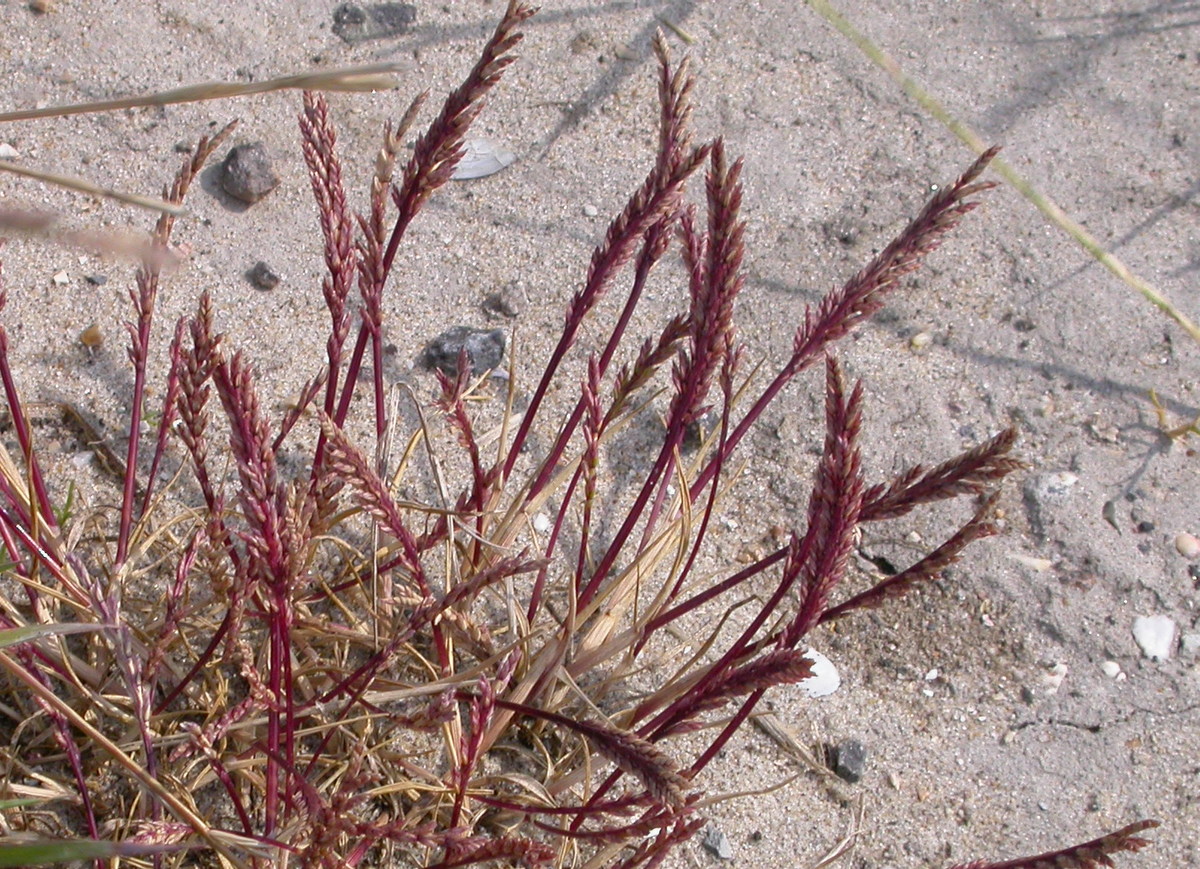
[1,1,1197,867]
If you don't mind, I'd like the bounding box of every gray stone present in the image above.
[221,143,280,204]
[421,327,506,377]
[248,261,281,291]
[481,289,520,320]
[332,3,416,45]
[701,826,733,860]
[833,738,867,783]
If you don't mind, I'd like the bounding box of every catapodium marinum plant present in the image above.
[0,3,1160,867]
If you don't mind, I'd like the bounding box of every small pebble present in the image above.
[1180,633,1200,656]
[29,0,53,11]
[247,261,281,290]
[582,203,599,217]
[1031,471,1078,497]
[481,289,520,319]
[1132,615,1177,662]
[909,331,932,351]
[701,827,733,861]
[1175,532,1200,559]
[0,142,19,159]
[420,326,506,377]
[532,513,551,534]
[1041,662,1067,695]
[84,274,107,286]
[52,270,69,286]
[1099,660,1121,678]
[79,324,103,349]
[221,143,280,204]
[832,739,867,783]
[332,2,417,44]
[923,667,939,681]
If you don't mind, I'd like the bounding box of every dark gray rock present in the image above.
[832,738,867,783]
[332,3,417,45]
[420,327,505,377]
[248,261,281,290]
[221,143,280,204]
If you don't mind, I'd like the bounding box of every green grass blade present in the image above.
[0,839,124,867]
[0,623,103,650]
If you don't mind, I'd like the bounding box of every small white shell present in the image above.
[452,138,516,180]
[799,648,841,698]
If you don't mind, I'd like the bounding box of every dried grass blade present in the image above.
[0,62,410,123]
[0,163,184,215]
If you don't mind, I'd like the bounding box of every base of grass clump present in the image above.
[0,2,1159,867]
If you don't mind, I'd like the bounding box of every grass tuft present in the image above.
[0,2,1159,867]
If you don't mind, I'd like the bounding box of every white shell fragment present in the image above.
[451,138,516,180]
[1132,615,1177,662]
[799,648,841,698]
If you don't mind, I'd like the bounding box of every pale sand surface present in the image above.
[1,2,1197,866]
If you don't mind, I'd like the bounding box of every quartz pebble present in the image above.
[1132,615,1177,662]
[0,142,19,159]
[1100,660,1121,678]
[1041,662,1068,694]
[1175,532,1200,559]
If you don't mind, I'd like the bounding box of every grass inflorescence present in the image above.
[0,2,1159,867]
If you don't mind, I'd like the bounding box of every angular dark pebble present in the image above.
[248,261,281,290]
[420,326,505,377]
[332,3,417,45]
[832,738,867,783]
[85,274,108,286]
[221,143,280,204]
